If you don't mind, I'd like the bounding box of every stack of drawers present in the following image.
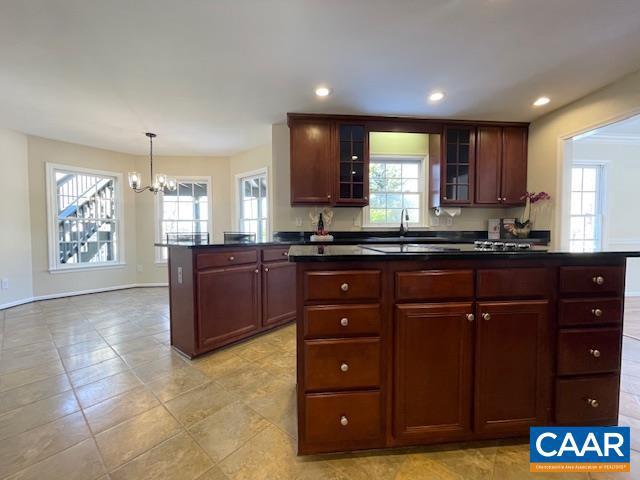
[555,265,625,425]
[299,269,384,453]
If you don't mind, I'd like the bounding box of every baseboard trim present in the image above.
[0,283,168,311]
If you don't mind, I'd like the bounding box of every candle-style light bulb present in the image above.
[128,172,141,190]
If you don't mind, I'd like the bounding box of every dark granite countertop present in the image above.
[287,244,640,262]
[156,230,550,249]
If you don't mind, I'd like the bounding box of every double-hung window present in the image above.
[366,156,424,226]
[47,164,122,270]
[156,179,211,261]
[237,170,268,242]
[569,164,605,252]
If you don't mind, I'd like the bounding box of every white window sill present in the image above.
[154,260,168,266]
[361,225,429,230]
[48,262,127,274]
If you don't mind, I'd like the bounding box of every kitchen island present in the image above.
[288,244,640,455]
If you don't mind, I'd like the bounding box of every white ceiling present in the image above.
[2,0,640,156]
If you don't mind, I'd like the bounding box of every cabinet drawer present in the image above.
[477,268,549,298]
[559,266,625,296]
[557,328,621,376]
[395,270,473,301]
[559,298,623,327]
[262,247,291,262]
[555,375,619,424]
[304,270,381,302]
[304,338,380,391]
[196,250,258,270]
[303,304,381,339]
[304,391,382,444]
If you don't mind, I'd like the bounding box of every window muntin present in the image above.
[50,166,120,268]
[238,173,268,242]
[367,156,423,226]
[569,165,603,252]
[157,180,210,261]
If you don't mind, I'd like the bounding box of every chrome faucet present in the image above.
[399,208,410,237]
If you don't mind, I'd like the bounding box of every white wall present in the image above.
[0,128,33,308]
[572,140,640,295]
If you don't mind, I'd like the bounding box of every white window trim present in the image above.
[155,176,213,264]
[45,162,125,272]
[362,155,428,229]
[564,159,609,251]
[234,167,270,239]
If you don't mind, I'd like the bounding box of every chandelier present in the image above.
[128,133,177,194]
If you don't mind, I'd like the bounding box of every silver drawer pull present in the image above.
[340,363,349,372]
[482,313,491,321]
[340,317,349,327]
[586,398,599,408]
[340,283,349,292]
[593,276,605,286]
[592,308,603,317]
[589,348,601,358]
[466,314,475,322]
[283,251,289,256]
[340,415,349,426]
[229,256,235,261]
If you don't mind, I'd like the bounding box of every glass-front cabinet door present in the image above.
[337,123,369,206]
[442,126,475,205]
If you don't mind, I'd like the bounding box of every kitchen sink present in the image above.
[359,244,461,254]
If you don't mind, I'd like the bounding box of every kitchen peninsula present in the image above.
[289,244,639,455]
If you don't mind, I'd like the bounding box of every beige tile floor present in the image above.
[0,289,639,479]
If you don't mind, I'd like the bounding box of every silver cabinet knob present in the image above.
[340,283,349,292]
[340,317,349,327]
[589,348,601,358]
[502,197,507,201]
[229,256,235,261]
[592,308,603,317]
[497,197,501,201]
[254,269,259,274]
[466,314,475,322]
[340,363,349,372]
[264,267,269,272]
[586,398,600,408]
[593,276,605,285]
[482,313,491,321]
[283,251,289,256]
[364,196,368,200]
[340,415,349,426]
[327,194,332,199]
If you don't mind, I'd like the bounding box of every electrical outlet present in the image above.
[295,217,303,227]
[1,278,8,290]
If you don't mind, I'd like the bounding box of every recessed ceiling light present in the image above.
[315,87,331,97]
[533,96,550,106]
[429,91,445,102]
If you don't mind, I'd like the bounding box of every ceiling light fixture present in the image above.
[128,133,176,194]
[533,96,550,107]
[315,87,331,97]
[429,91,445,102]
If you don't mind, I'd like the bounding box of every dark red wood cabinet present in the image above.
[295,257,626,455]
[168,245,296,358]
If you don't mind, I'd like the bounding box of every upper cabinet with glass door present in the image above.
[441,126,475,205]
[337,123,369,206]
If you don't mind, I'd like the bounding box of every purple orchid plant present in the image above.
[515,191,551,228]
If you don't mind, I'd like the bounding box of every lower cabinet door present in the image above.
[262,261,296,327]
[474,300,549,436]
[197,265,260,349]
[394,303,474,443]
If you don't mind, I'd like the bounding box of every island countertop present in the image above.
[287,243,640,262]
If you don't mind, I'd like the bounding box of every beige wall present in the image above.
[228,144,273,236]
[0,128,33,308]
[134,154,230,284]
[27,136,139,297]
[527,69,640,243]
[272,124,509,232]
